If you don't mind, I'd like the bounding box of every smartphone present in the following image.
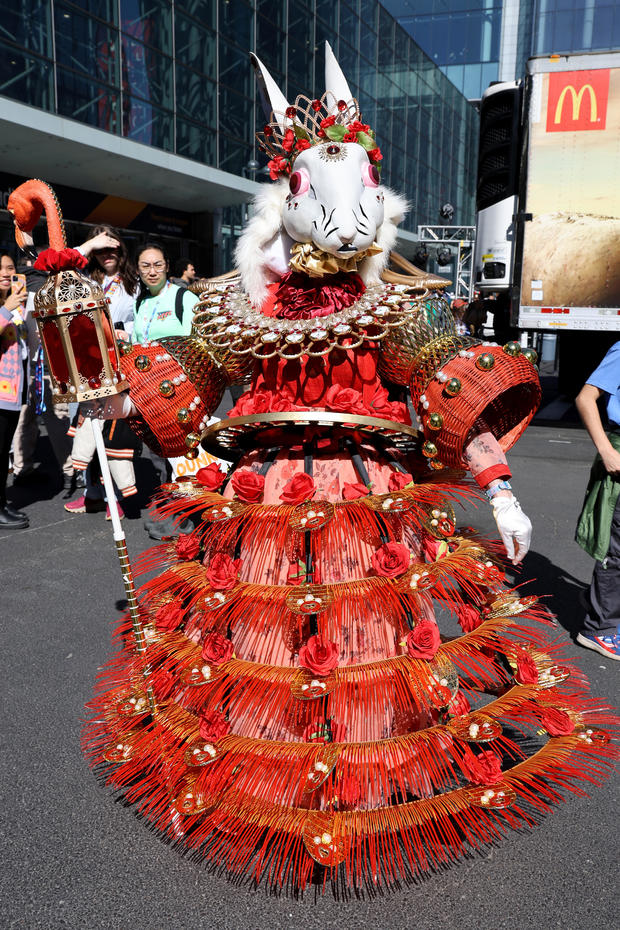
[11,273,26,293]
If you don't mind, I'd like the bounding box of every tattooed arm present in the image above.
[464,429,512,497]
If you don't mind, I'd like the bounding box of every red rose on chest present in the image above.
[406,619,440,659]
[205,553,242,590]
[371,541,411,578]
[231,469,265,503]
[201,631,234,665]
[342,481,369,500]
[199,709,231,741]
[324,384,368,415]
[195,462,226,491]
[175,533,201,560]
[299,635,339,676]
[461,749,503,785]
[280,473,315,505]
[539,707,574,736]
[388,471,413,491]
[154,600,185,632]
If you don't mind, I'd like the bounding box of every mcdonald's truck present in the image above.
[474,52,620,391]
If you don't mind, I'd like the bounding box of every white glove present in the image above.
[82,391,136,420]
[491,495,532,565]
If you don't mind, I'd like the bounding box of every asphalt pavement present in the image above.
[1,421,618,930]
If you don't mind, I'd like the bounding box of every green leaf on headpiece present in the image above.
[324,124,346,142]
[294,125,310,140]
[356,131,375,151]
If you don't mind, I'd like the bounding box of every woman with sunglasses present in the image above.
[133,242,199,344]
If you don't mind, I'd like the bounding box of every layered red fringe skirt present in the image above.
[82,444,618,891]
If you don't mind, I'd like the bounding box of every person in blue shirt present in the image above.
[575,340,620,660]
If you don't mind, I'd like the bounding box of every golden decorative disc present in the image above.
[449,713,503,742]
[290,668,337,700]
[302,811,346,867]
[289,500,335,532]
[467,783,517,809]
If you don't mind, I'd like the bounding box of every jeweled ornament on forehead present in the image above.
[319,142,348,162]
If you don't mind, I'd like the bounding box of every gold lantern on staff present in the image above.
[33,270,128,404]
[7,178,128,403]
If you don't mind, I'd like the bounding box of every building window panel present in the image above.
[175,66,216,126]
[175,13,216,77]
[218,133,253,176]
[219,38,254,97]
[0,42,53,110]
[55,4,119,88]
[315,0,339,31]
[256,0,286,30]
[60,0,118,25]
[123,96,173,148]
[120,0,172,54]
[1,2,53,58]
[121,36,173,108]
[181,0,217,31]
[218,0,254,52]
[56,66,120,133]
[359,29,377,67]
[339,3,359,47]
[218,86,253,140]
[176,117,217,164]
[591,6,614,49]
[256,16,287,76]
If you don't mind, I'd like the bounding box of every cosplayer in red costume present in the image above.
[10,45,617,891]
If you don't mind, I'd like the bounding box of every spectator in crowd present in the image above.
[463,292,487,337]
[490,290,519,346]
[170,257,196,289]
[450,297,468,336]
[133,242,200,538]
[0,252,29,528]
[64,228,141,520]
[574,341,620,660]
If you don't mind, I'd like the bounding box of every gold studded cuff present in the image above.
[413,344,541,468]
[119,341,226,458]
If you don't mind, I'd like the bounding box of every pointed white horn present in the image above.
[250,52,292,132]
[324,42,354,114]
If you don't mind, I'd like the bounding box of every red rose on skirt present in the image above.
[448,690,471,717]
[406,619,441,659]
[324,384,368,415]
[423,537,448,562]
[153,668,175,700]
[342,481,369,500]
[515,649,538,684]
[461,749,503,785]
[371,541,411,578]
[231,469,265,503]
[195,462,226,490]
[205,553,242,590]
[457,604,482,633]
[154,600,185,632]
[199,709,231,741]
[201,631,234,665]
[299,635,339,676]
[229,389,273,416]
[175,533,201,560]
[280,473,315,505]
[368,384,393,418]
[303,719,346,743]
[540,707,574,736]
[388,471,413,491]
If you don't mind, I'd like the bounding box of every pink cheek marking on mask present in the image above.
[289,169,310,196]
[362,163,380,188]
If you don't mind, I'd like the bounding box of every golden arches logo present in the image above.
[554,83,597,124]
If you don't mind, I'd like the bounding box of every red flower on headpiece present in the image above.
[320,115,336,129]
[343,131,358,143]
[268,155,290,179]
[282,128,296,153]
[295,138,311,152]
[349,120,370,133]
[368,147,383,162]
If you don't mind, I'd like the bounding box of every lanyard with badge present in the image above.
[142,281,171,342]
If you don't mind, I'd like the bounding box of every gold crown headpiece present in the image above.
[256,92,382,180]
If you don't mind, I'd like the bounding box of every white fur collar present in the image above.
[235,182,409,308]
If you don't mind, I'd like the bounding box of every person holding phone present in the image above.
[0,252,29,527]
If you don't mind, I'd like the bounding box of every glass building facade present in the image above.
[383,0,620,101]
[0,0,478,242]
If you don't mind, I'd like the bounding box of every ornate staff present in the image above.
[7,180,159,719]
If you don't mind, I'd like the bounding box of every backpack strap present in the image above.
[174,286,185,324]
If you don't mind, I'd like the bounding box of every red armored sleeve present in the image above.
[119,337,227,458]
[412,344,541,468]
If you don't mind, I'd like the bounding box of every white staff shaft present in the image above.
[90,418,124,540]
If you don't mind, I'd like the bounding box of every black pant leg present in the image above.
[0,409,20,506]
[584,493,620,635]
